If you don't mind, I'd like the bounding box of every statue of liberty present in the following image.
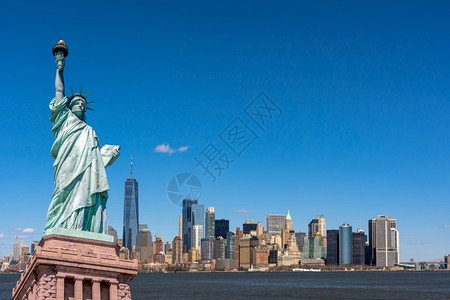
[44,41,120,234]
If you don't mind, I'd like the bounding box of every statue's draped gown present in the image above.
[45,96,108,233]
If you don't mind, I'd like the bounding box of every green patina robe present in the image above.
[45,97,109,233]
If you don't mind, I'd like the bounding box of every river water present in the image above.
[2,272,449,299]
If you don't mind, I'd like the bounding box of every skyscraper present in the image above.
[214,237,226,259]
[256,222,264,237]
[317,215,326,236]
[136,225,153,261]
[192,224,203,254]
[178,214,182,238]
[326,230,339,265]
[13,237,20,261]
[369,216,399,267]
[205,207,215,241]
[339,223,352,265]
[226,231,236,259]
[352,229,366,265]
[172,236,183,264]
[308,218,319,237]
[295,232,306,252]
[267,214,286,238]
[201,238,213,261]
[215,219,229,239]
[123,156,139,252]
[182,199,204,252]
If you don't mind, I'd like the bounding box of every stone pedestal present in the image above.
[12,233,138,300]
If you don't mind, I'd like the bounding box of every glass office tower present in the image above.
[182,199,204,252]
[339,223,352,265]
[123,158,139,252]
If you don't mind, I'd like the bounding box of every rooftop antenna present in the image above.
[130,155,133,179]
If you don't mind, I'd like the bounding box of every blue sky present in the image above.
[0,0,449,261]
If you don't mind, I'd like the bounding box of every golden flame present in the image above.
[58,40,66,45]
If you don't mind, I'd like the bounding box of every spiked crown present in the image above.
[68,84,95,111]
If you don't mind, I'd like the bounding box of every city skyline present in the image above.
[1,1,450,261]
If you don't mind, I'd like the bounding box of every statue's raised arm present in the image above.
[52,40,68,101]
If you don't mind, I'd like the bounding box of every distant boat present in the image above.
[293,268,321,272]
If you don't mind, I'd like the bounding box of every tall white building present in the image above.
[192,225,203,255]
[317,215,326,236]
[13,236,20,261]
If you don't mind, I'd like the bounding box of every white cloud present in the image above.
[155,144,175,154]
[177,146,190,152]
[441,225,450,229]
[415,241,424,245]
[155,144,190,154]
[233,209,253,214]
[15,228,22,232]
[0,234,5,239]
[21,228,36,234]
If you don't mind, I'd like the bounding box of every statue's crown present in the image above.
[68,85,95,111]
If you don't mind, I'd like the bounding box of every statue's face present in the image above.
[70,98,86,120]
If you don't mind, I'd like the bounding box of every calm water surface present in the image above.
[2,272,449,299]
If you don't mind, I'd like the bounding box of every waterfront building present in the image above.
[123,157,139,251]
[178,214,182,238]
[182,199,204,252]
[226,231,236,259]
[201,238,213,261]
[205,207,215,241]
[239,238,251,269]
[252,245,269,268]
[214,237,226,259]
[267,214,286,238]
[268,248,278,265]
[444,255,450,270]
[339,224,352,265]
[285,232,301,264]
[368,216,399,267]
[243,219,257,234]
[295,232,306,252]
[215,219,229,239]
[235,227,242,267]
[302,236,326,263]
[239,236,259,269]
[188,247,199,262]
[153,237,164,255]
[136,225,153,261]
[172,236,183,264]
[352,229,366,265]
[326,229,339,265]
[192,224,203,255]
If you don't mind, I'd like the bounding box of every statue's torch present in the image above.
[52,40,69,70]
